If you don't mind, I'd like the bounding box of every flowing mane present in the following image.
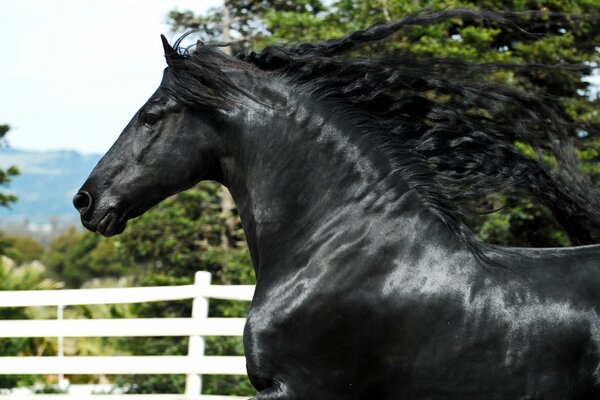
[164,9,600,255]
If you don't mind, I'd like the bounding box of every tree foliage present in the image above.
[0,123,20,259]
[167,0,326,53]
[2,235,44,264]
[0,124,19,208]
[43,228,135,288]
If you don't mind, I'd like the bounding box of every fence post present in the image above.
[57,303,69,390]
[185,271,211,397]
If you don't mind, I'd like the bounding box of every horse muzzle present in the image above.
[73,189,128,237]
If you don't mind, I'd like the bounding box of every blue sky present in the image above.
[2,1,598,154]
[1,0,221,154]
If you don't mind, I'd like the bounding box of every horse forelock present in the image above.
[161,41,252,110]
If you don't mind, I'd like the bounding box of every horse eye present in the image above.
[141,113,160,126]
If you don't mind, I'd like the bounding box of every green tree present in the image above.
[167,0,327,53]
[43,228,135,288]
[0,124,20,256]
[2,236,44,264]
[0,124,19,208]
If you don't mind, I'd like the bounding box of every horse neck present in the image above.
[221,91,464,279]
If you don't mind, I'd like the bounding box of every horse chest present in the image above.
[243,270,400,398]
[242,264,472,398]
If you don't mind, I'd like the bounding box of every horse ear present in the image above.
[161,34,184,67]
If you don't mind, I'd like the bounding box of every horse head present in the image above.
[73,36,238,237]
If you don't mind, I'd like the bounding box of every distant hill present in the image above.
[0,148,102,227]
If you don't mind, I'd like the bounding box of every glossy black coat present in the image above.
[75,48,600,399]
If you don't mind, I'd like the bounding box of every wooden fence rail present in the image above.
[0,271,255,400]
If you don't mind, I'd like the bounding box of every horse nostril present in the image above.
[73,190,93,214]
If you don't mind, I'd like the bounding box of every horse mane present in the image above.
[166,9,600,253]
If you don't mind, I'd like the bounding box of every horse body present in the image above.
[73,12,600,399]
[219,77,600,398]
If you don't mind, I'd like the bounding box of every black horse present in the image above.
[74,10,600,399]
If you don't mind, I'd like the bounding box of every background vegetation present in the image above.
[1,0,599,396]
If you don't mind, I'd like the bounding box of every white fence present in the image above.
[0,271,255,400]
